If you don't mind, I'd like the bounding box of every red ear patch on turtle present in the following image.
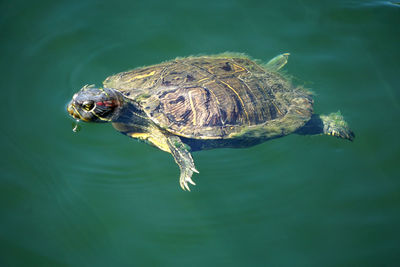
[96,100,117,107]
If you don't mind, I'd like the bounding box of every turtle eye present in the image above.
[82,100,95,111]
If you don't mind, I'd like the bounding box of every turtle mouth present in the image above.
[67,103,86,121]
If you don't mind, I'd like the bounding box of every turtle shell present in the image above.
[103,54,312,139]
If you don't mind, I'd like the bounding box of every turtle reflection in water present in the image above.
[67,53,354,191]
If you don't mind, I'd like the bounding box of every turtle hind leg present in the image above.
[297,111,355,141]
[265,53,290,71]
[320,112,355,141]
[166,135,199,191]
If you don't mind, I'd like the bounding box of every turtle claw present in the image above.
[186,176,196,185]
[180,178,190,191]
[179,169,198,191]
[329,127,355,141]
[184,181,191,191]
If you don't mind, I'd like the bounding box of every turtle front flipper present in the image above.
[166,135,199,191]
[296,111,355,141]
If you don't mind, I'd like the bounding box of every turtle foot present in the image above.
[321,112,355,141]
[179,166,199,191]
[265,53,290,71]
[166,135,199,191]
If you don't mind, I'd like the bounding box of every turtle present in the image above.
[67,53,354,191]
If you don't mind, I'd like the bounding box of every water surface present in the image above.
[1,0,399,266]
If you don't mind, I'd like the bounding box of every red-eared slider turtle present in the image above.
[67,53,354,191]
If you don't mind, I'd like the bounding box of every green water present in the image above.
[1,0,399,266]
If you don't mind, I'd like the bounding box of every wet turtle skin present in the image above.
[67,53,354,190]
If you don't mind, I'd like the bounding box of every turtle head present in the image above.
[67,85,124,122]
